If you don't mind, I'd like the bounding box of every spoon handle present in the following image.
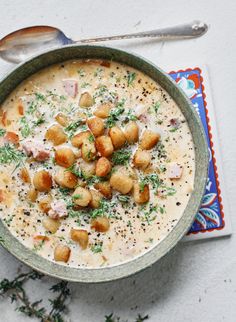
[78,21,208,44]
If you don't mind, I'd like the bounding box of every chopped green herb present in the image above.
[81,82,90,88]
[90,199,114,218]
[35,92,46,101]
[78,68,86,77]
[145,238,154,243]
[20,116,31,137]
[0,144,24,165]
[32,116,45,127]
[127,72,136,86]
[106,104,125,127]
[0,128,6,137]
[88,134,95,142]
[153,102,161,113]
[169,127,178,132]
[26,101,37,115]
[117,195,131,203]
[157,185,176,197]
[122,109,138,124]
[141,203,158,225]
[59,187,71,196]
[112,148,131,165]
[65,164,83,178]
[91,242,103,253]
[68,209,83,225]
[65,120,82,138]
[94,67,103,77]
[32,240,45,252]
[139,173,160,191]
[72,194,82,200]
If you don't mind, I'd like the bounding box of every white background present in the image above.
[0,1,236,321]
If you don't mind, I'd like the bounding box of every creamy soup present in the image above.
[0,60,195,268]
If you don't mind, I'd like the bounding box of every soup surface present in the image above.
[0,60,195,268]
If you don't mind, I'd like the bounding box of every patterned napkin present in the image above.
[169,66,231,240]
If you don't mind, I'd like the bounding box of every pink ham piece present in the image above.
[48,199,68,219]
[62,79,78,98]
[168,162,183,179]
[22,140,50,161]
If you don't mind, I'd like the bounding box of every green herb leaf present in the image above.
[0,144,24,165]
[59,187,71,196]
[139,173,160,191]
[72,194,82,200]
[91,242,103,253]
[81,82,90,88]
[32,116,45,127]
[0,128,6,137]
[20,116,31,137]
[88,134,95,142]
[117,195,130,203]
[112,148,131,165]
[152,102,161,113]
[127,72,136,86]
[65,120,82,138]
[78,68,86,77]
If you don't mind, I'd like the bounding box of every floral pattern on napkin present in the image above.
[169,68,224,234]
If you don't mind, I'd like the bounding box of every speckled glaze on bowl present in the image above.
[0,45,208,283]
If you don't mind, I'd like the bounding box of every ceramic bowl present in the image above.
[0,45,208,282]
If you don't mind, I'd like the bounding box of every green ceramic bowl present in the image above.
[0,45,208,283]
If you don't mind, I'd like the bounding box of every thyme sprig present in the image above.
[0,270,70,322]
[0,269,149,321]
[105,313,149,322]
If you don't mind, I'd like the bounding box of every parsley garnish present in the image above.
[112,148,131,165]
[59,187,71,195]
[65,120,82,138]
[0,144,24,165]
[152,102,161,113]
[0,128,6,137]
[117,195,130,203]
[32,116,45,127]
[77,68,86,77]
[81,82,90,88]
[65,163,83,177]
[88,134,95,142]
[91,242,103,253]
[32,240,45,252]
[127,72,136,86]
[20,116,31,137]
[90,199,112,218]
[140,203,158,224]
[72,194,82,200]
[139,173,160,191]
[94,67,104,77]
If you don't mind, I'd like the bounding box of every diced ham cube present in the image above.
[48,199,68,219]
[22,140,50,161]
[62,79,78,98]
[168,162,183,179]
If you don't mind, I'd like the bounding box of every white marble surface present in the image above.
[0,0,236,321]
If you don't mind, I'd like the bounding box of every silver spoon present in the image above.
[0,20,208,64]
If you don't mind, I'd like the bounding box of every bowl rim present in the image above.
[0,44,209,283]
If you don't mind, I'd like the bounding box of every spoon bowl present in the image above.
[0,26,73,63]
